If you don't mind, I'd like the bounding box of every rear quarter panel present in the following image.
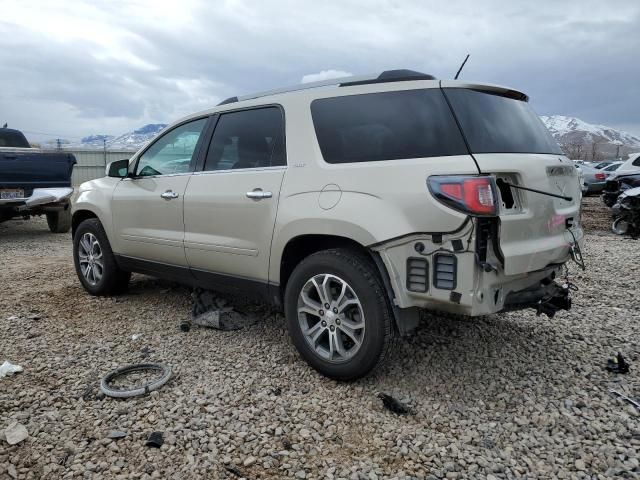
[269,96,479,283]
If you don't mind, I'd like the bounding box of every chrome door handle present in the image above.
[246,189,273,200]
[160,190,179,200]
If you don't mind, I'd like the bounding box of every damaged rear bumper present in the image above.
[371,219,576,318]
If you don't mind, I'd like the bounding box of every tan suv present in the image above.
[72,69,584,379]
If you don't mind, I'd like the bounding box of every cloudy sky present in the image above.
[1,0,639,143]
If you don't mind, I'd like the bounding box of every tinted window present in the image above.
[204,107,285,171]
[136,119,206,176]
[633,156,640,166]
[445,89,563,155]
[310,89,467,164]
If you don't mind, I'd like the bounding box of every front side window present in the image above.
[136,118,207,176]
[444,88,563,155]
[203,107,285,171]
[310,89,467,164]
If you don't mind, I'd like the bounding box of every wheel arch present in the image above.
[276,233,410,335]
[71,209,99,238]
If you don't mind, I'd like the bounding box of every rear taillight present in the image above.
[428,175,498,216]
[595,173,606,180]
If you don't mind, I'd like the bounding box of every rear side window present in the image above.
[311,89,467,164]
[444,88,563,155]
[204,107,285,171]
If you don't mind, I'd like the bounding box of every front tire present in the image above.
[46,209,72,233]
[73,218,131,295]
[284,248,394,381]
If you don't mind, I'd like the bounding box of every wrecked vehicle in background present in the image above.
[71,70,584,380]
[611,186,640,236]
[602,173,640,208]
[0,127,76,232]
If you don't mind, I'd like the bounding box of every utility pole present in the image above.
[56,138,61,150]
[616,144,620,159]
[103,138,107,167]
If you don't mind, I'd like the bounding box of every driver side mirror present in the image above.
[106,159,131,178]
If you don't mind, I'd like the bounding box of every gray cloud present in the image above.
[1,0,638,142]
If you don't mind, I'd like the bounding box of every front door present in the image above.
[111,117,208,267]
[184,107,286,290]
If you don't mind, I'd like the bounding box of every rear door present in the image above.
[111,117,208,267]
[183,106,286,291]
[443,86,582,275]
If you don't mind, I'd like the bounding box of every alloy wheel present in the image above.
[78,232,104,286]
[297,273,366,363]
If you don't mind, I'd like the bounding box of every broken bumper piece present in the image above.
[502,279,572,318]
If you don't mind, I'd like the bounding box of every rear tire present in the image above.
[284,248,394,380]
[612,217,630,235]
[73,218,131,295]
[46,209,71,233]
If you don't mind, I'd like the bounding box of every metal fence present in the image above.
[65,149,136,186]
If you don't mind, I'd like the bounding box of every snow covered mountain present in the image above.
[105,124,167,150]
[57,124,168,150]
[540,115,640,151]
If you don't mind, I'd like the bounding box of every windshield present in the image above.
[444,88,563,155]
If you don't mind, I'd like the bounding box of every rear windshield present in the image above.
[0,129,30,148]
[444,88,563,155]
[310,89,467,164]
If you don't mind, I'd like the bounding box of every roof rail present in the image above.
[216,69,436,106]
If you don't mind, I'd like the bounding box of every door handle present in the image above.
[160,190,179,200]
[246,189,273,200]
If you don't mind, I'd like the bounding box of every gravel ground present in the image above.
[1,197,639,479]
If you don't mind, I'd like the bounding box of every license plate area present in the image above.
[0,189,24,200]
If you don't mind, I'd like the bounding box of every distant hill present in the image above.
[107,124,167,150]
[540,115,640,160]
[53,124,168,151]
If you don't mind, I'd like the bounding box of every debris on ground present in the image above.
[106,430,127,439]
[182,288,257,331]
[224,464,244,477]
[3,421,29,445]
[610,390,640,410]
[145,431,164,448]
[100,363,172,398]
[606,352,630,374]
[377,393,413,415]
[131,334,142,341]
[0,360,23,378]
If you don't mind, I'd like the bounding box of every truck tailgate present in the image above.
[0,151,76,193]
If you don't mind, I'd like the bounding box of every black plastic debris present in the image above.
[181,288,254,331]
[146,431,164,448]
[224,464,244,477]
[606,352,630,374]
[377,393,413,415]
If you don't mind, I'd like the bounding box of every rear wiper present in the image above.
[501,181,573,202]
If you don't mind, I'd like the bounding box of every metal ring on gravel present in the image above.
[100,363,172,398]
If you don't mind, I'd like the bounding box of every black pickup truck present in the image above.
[0,127,76,232]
